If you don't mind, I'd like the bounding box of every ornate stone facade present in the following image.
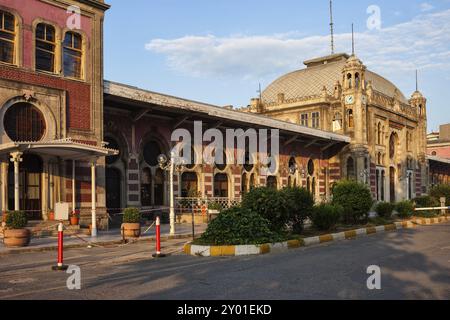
[241,53,437,202]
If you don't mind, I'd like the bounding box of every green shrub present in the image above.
[413,195,440,208]
[197,207,284,245]
[395,201,414,218]
[332,180,373,224]
[123,207,141,223]
[281,187,314,233]
[375,202,394,218]
[429,184,450,206]
[5,211,28,229]
[241,187,289,232]
[310,204,343,231]
[207,202,223,211]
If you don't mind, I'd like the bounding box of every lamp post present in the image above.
[158,152,185,235]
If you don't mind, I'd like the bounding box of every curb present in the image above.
[183,216,450,257]
[0,232,199,256]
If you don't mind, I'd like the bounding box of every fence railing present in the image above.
[175,197,242,213]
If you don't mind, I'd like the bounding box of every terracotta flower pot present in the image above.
[121,223,141,238]
[4,229,31,248]
[70,216,79,226]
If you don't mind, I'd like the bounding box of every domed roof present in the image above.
[262,53,409,105]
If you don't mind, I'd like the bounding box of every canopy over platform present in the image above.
[0,138,119,160]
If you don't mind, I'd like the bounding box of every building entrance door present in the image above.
[8,154,43,220]
[389,167,396,203]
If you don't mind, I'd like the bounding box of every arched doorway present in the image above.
[181,172,198,198]
[389,166,396,203]
[154,168,164,205]
[214,173,229,197]
[141,167,152,206]
[8,154,43,220]
[267,176,278,189]
[106,167,121,214]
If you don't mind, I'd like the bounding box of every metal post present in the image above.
[440,197,446,216]
[152,215,166,258]
[91,159,97,237]
[52,222,68,271]
[72,160,76,213]
[169,159,175,235]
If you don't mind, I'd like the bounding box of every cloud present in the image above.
[420,2,435,12]
[145,9,450,81]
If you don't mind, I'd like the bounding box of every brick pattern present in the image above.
[0,65,91,130]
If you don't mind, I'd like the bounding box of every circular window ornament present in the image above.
[307,159,315,176]
[4,103,46,142]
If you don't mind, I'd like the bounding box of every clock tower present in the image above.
[342,53,369,183]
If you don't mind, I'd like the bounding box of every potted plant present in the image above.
[70,210,80,226]
[48,209,55,221]
[121,207,141,238]
[3,211,31,248]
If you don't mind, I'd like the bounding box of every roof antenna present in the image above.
[415,69,419,91]
[257,82,262,101]
[351,23,355,56]
[329,0,335,54]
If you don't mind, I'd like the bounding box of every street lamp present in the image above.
[158,152,185,235]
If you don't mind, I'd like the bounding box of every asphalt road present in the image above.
[0,222,449,300]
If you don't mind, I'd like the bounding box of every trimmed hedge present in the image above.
[332,180,373,224]
[241,187,289,232]
[395,201,414,218]
[197,207,285,245]
[375,202,394,218]
[281,187,314,233]
[310,204,343,231]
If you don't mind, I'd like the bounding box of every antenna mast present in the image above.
[329,0,335,54]
[351,23,355,55]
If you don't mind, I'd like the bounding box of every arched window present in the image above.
[377,123,382,144]
[333,112,343,131]
[307,159,315,176]
[355,73,360,88]
[181,172,198,198]
[105,137,120,165]
[63,31,82,78]
[347,73,352,88]
[389,133,397,160]
[143,141,162,166]
[241,172,248,195]
[0,10,16,64]
[267,176,278,189]
[346,156,356,180]
[347,109,354,128]
[4,103,46,142]
[35,23,55,72]
[431,151,437,156]
[215,150,227,171]
[214,173,228,197]
[249,173,255,190]
[141,168,152,206]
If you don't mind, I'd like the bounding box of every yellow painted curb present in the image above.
[319,234,333,243]
[259,244,270,254]
[384,224,397,231]
[366,227,377,235]
[183,243,191,255]
[287,239,302,248]
[210,245,235,256]
[344,230,357,239]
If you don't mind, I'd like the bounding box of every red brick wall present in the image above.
[0,65,91,130]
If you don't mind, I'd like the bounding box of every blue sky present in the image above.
[104,0,450,132]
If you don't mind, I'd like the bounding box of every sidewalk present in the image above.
[0,223,207,256]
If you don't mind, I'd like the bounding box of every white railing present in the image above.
[175,197,242,213]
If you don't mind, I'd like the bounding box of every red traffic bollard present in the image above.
[52,222,69,271]
[152,215,166,258]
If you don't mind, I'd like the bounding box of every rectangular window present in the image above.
[300,113,309,127]
[63,32,82,78]
[312,112,320,128]
[36,24,56,72]
[0,11,15,64]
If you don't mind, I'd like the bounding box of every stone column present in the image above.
[10,152,23,211]
[91,158,97,237]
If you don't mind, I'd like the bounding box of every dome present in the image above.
[262,53,409,105]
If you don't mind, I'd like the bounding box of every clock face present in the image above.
[345,95,355,104]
